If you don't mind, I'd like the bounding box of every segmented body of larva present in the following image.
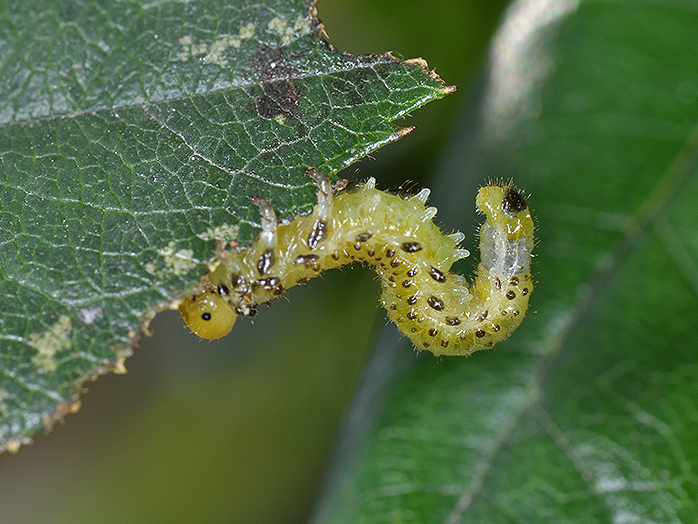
[179,170,534,356]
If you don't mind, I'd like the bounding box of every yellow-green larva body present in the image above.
[179,170,534,357]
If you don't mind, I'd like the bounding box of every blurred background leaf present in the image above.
[313,0,698,522]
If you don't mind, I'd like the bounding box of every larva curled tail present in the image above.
[179,170,534,357]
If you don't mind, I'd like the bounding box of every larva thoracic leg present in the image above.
[179,171,534,357]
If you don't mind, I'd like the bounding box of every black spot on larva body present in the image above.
[502,187,528,215]
[475,329,486,338]
[232,274,245,290]
[389,303,397,310]
[440,340,449,348]
[294,254,319,269]
[297,277,308,285]
[201,312,212,321]
[427,296,444,311]
[407,267,418,278]
[486,341,494,348]
[386,248,396,258]
[509,276,519,286]
[428,266,446,283]
[506,290,516,300]
[218,284,230,297]
[522,288,529,295]
[254,277,281,292]
[478,310,489,321]
[353,242,361,251]
[428,328,438,337]
[390,258,401,268]
[355,232,372,243]
[407,311,417,320]
[407,295,418,305]
[492,324,501,332]
[308,220,327,249]
[401,241,422,253]
[368,249,375,257]
[423,341,430,347]
[331,252,339,261]
[257,249,274,276]
[445,316,461,326]
[412,327,418,333]
[235,304,258,317]
[402,280,412,288]
[495,278,502,290]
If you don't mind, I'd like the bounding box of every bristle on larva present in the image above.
[179,170,535,357]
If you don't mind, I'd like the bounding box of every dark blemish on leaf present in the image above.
[251,47,302,120]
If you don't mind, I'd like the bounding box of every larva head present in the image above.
[179,290,237,339]
[476,185,532,239]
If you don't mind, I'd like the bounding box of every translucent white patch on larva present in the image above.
[79,307,103,325]
[29,316,72,373]
[198,224,240,244]
[158,241,198,276]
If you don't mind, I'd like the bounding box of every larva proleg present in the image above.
[179,172,534,357]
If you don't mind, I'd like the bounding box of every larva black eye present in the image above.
[502,187,527,215]
[179,290,236,339]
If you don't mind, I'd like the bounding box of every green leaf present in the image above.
[313,1,698,522]
[0,0,451,450]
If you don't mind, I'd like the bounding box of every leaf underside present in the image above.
[0,0,451,449]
